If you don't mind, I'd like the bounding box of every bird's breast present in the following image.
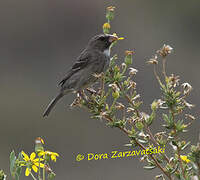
[103,48,110,57]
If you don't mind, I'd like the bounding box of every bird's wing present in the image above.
[58,50,91,87]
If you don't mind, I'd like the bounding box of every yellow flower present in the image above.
[180,155,190,163]
[38,151,59,162]
[21,151,44,176]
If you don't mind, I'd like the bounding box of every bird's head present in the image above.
[87,34,119,52]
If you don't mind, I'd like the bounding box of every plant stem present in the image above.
[38,157,41,180]
[43,166,45,180]
[197,162,200,178]
[43,159,46,180]
[30,172,37,180]
[162,57,167,78]
[153,65,163,87]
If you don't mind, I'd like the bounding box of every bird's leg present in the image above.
[70,94,81,108]
[78,90,88,102]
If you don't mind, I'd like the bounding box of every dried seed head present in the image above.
[157,99,166,108]
[185,114,196,120]
[157,44,173,57]
[168,74,180,87]
[183,100,195,109]
[127,81,136,89]
[107,6,115,11]
[108,83,119,91]
[182,82,193,95]
[125,50,134,56]
[140,112,150,121]
[147,54,158,65]
[127,107,135,113]
[151,99,165,110]
[129,67,138,76]
[121,63,127,70]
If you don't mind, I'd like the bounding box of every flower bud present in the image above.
[105,104,109,111]
[112,91,120,99]
[103,22,111,34]
[151,101,158,111]
[125,50,134,65]
[135,121,144,130]
[35,137,44,153]
[129,68,138,76]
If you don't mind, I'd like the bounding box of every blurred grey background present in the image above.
[0,0,200,179]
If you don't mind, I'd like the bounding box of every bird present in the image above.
[43,34,119,117]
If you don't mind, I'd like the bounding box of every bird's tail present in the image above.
[43,93,64,117]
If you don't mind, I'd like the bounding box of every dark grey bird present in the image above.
[43,34,119,117]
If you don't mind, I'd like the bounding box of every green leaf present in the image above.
[15,173,19,180]
[10,150,16,177]
[162,113,174,129]
[146,111,155,126]
[135,121,144,130]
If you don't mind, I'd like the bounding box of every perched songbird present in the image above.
[43,34,119,117]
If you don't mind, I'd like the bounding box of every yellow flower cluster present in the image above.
[20,137,59,177]
[180,155,190,163]
[21,151,45,176]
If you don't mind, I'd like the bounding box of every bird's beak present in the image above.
[108,35,119,43]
